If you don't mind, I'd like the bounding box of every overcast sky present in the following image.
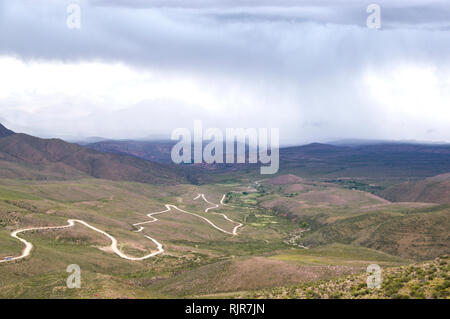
[0,0,450,144]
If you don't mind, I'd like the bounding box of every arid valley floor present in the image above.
[0,125,449,299]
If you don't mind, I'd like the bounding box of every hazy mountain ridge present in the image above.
[86,140,175,163]
[3,124,449,188]
[0,125,186,185]
[0,123,14,138]
[279,142,450,184]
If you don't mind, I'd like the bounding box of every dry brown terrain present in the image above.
[381,173,450,204]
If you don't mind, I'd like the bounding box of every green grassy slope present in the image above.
[235,255,449,299]
[380,173,450,204]
[0,175,447,298]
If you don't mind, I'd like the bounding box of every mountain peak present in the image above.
[0,123,14,138]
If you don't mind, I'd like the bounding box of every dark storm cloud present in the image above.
[1,0,450,77]
[91,0,450,27]
[0,0,449,143]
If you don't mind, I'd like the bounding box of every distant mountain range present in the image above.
[330,138,450,146]
[279,142,450,183]
[85,137,450,183]
[1,123,450,198]
[86,140,175,163]
[0,124,186,184]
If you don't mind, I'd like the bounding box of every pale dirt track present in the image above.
[1,193,243,263]
[0,219,164,264]
[194,194,243,235]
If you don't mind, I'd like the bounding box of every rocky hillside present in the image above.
[0,125,186,185]
[381,173,450,204]
[242,255,449,299]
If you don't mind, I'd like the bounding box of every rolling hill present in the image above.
[0,123,14,138]
[380,173,450,204]
[0,124,186,185]
[253,174,450,260]
[236,255,449,299]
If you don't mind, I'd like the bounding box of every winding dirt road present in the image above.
[1,193,244,263]
[1,221,75,263]
[194,194,243,235]
[0,219,164,264]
